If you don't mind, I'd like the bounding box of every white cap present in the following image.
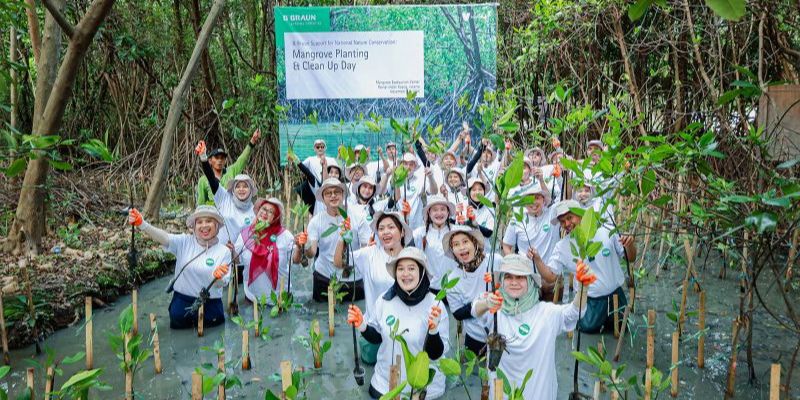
[314,139,326,146]
[550,199,583,225]
[498,254,542,287]
[354,144,365,152]
[402,152,417,163]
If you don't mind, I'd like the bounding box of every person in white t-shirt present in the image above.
[545,199,637,333]
[348,175,390,229]
[294,178,366,302]
[347,247,450,399]
[340,211,411,365]
[394,152,436,228]
[465,178,496,250]
[471,254,590,400]
[128,205,231,329]
[441,225,503,356]
[439,167,468,206]
[234,198,295,304]
[412,195,455,295]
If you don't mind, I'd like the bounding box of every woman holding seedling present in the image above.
[441,225,502,356]
[196,140,257,246]
[337,210,411,364]
[347,247,450,399]
[472,254,593,400]
[128,206,231,329]
[412,195,456,296]
[234,197,295,303]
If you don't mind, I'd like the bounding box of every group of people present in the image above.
[125,126,636,399]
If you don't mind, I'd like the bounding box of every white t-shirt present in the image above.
[473,205,496,251]
[213,189,255,246]
[352,245,396,318]
[547,226,626,297]
[541,164,563,201]
[412,225,452,290]
[481,302,581,400]
[302,155,337,184]
[368,292,450,399]
[473,160,501,199]
[502,207,560,262]
[397,168,427,228]
[235,230,295,303]
[445,254,502,342]
[307,210,364,282]
[166,235,231,298]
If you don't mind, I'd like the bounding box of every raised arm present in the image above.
[128,208,170,246]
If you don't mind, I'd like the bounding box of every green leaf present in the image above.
[407,351,431,390]
[48,159,73,171]
[379,381,407,400]
[62,352,86,364]
[60,369,103,391]
[745,211,777,233]
[502,153,525,197]
[321,224,339,238]
[264,390,281,400]
[0,366,10,379]
[628,0,654,21]
[5,157,27,177]
[704,0,746,21]
[438,358,461,376]
[640,169,656,197]
[722,195,754,203]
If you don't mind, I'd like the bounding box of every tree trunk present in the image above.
[5,0,116,254]
[143,0,227,219]
[23,0,41,64]
[9,28,19,130]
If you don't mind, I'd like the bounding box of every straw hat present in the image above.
[370,211,412,244]
[423,195,455,223]
[186,205,224,229]
[442,225,485,260]
[386,247,429,279]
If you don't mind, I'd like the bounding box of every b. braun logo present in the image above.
[289,14,317,22]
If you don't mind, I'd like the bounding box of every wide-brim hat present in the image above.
[354,144,365,152]
[423,195,455,223]
[550,199,583,225]
[498,254,542,288]
[386,247,428,279]
[186,205,225,229]
[587,139,604,150]
[402,152,417,163]
[352,175,377,197]
[442,225,485,261]
[346,163,366,180]
[315,178,348,202]
[370,210,412,244]
[467,177,486,191]
[548,148,564,161]
[225,174,257,197]
[526,147,546,166]
[253,197,285,224]
[446,168,466,183]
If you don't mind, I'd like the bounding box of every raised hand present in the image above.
[296,231,308,246]
[487,291,503,314]
[128,208,143,227]
[402,200,411,216]
[427,305,443,333]
[194,140,207,156]
[250,128,261,144]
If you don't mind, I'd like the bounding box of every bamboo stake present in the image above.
[593,381,601,400]
[327,284,335,337]
[677,278,689,336]
[629,286,636,314]
[253,300,260,336]
[637,213,653,271]
[85,297,93,370]
[26,367,34,399]
[787,229,799,281]
[150,313,162,374]
[242,330,251,370]
[493,378,504,400]
[389,355,401,400]
[132,289,139,335]
[613,301,632,362]
[647,310,655,368]
[227,271,234,313]
[280,360,292,399]
[312,320,322,368]
[44,366,54,400]
[613,294,620,338]
[192,371,203,400]
[671,332,679,397]
[698,291,706,368]
[610,370,619,400]
[598,341,605,392]
[278,277,286,309]
[0,292,9,365]
[644,367,652,400]
[198,304,204,337]
[770,363,780,400]
[218,349,225,400]
[725,321,741,399]
[553,277,562,303]
[125,333,133,400]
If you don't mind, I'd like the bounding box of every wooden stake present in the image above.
[192,371,203,400]
[770,363,780,400]
[278,277,286,309]
[227,270,234,313]
[610,370,619,400]
[567,330,573,339]
[132,289,139,335]
[327,284,335,337]
[593,381,601,400]
[389,355,401,400]
[598,341,605,392]
[0,292,9,365]
[629,286,636,314]
[198,304,204,337]
[85,297,93,370]
[26,367,34,399]
[242,330,251,370]
[311,320,322,368]
[613,301,632,362]
[644,367,652,400]
[493,378,504,400]
[253,300,260,336]
[698,291,706,368]
[613,294,620,338]
[125,333,133,400]
[44,366,54,400]
[480,383,490,400]
[552,277,562,304]
[217,349,225,400]
[677,278,689,336]
[149,313,162,374]
[725,321,741,399]
[671,332,679,397]
[646,309,655,368]
[280,360,293,397]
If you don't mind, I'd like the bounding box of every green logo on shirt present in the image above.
[518,323,530,336]
[410,186,416,193]
[205,258,214,266]
[245,217,251,225]
[270,234,277,242]
[386,315,396,326]
[366,215,373,222]
[602,248,611,257]
[543,224,550,232]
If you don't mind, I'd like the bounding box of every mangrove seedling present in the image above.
[295,320,331,369]
[270,289,299,317]
[108,304,151,400]
[196,339,243,396]
[572,345,672,400]
[265,367,313,400]
[495,368,534,400]
[380,329,436,400]
[230,297,272,341]
[24,346,86,396]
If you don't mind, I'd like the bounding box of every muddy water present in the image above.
[1,252,796,399]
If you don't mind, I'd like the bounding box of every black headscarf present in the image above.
[383,261,431,306]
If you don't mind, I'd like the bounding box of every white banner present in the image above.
[285,31,425,100]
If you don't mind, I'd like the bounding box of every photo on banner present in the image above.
[275,4,498,164]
